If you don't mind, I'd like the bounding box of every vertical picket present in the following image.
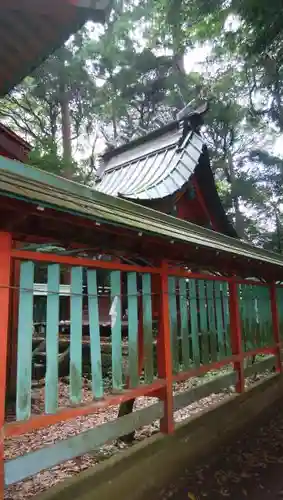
[276,286,283,339]
[271,283,282,372]
[179,278,190,369]
[70,266,83,404]
[142,273,154,383]
[206,280,218,362]
[16,261,34,421]
[110,270,123,391]
[168,276,179,374]
[45,264,60,414]
[259,286,272,346]
[229,281,244,392]
[87,269,103,399]
[239,285,248,351]
[198,279,209,364]
[253,286,261,347]
[127,272,139,387]
[188,279,200,367]
[244,285,254,350]
[265,286,273,345]
[215,281,225,359]
[259,286,267,346]
[222,281,231,355]
[246,284,256,348]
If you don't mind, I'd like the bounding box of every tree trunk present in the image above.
[275,206,282,253]
[227,152,244,238]
[59,79,73,179]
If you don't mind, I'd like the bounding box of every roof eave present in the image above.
[0,155,283,272]
[102,102,208,162]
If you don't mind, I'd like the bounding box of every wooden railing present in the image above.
[0,232,282,498]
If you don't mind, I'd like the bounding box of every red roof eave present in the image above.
[0,123,31,162]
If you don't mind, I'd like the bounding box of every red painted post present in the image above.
[229,280,244,393]
[270,282,282,373]
[7,242,20,401]
[0,232,12,500]
[157,261,174,434]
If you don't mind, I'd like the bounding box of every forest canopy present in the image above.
[1,0,283,251]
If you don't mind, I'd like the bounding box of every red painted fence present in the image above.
[0,231,282,499]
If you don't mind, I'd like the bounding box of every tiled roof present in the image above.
[95,106,206,200]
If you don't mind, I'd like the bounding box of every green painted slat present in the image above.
[70,266,83,404]
[248,285,258,348]
[241,285,247,351]
[87,269,103,399]
[198,279,209,364]
[198,279,208,330]
[110,270,123,391]
[206,280,218,362]
[214,282,225,359]
[240,285,249,352]
[277,287,283,339]
[245,285,253,349]
[45,264,60,414]
[266,287,273,344]
[221,282,231,355]
[179,278,191,369]
[127,272,139,388]
[276,287,282,336]
[142,273,154,383]
[245,285,255,350]
[261,287,269,346]
[265,287,273,345]
[258,287,266,346]
[256,286,265,347]
[168,276,179,374]
[278,287,283,335]
[259,286,272,346]
[5,402,164,486]
[189,279,200,367]
[16,261,34,421]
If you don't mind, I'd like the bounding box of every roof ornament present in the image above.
[176,100,208,122]
[176,101,208,151]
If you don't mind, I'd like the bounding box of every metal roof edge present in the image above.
[102,102,208,162]
[0,155,282,269]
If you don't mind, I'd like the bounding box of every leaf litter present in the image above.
[4,369,271,499]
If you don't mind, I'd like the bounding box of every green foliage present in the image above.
[1,0,283,250]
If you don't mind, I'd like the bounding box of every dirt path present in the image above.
[157,399,283,499]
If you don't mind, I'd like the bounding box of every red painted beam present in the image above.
[12,248,162,274]
[5,379,165,437]
[158,261,174,434]
[0,232,12,500]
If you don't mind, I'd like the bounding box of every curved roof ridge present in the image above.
[120,132,204,200]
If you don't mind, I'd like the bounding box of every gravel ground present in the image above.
[4,369,270,499]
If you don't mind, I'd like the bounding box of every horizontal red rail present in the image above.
[5,379,165,438]
[168,267,270,287]
[172,347,277,383]
[172,355,238,383]
[168,267,231,282]
[12,249,161,274]
[11,252,277,288]
[4,346,280,438]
